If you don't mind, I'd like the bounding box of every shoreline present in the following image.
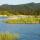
[0,15,40,24]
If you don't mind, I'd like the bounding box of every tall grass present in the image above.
[4,17,40,24]
[0,32,20,40]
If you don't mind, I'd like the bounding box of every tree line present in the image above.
[0,2,40,15]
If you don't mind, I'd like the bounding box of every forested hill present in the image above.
[0,2,40,15]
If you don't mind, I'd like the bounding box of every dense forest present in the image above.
[0,2,40,15]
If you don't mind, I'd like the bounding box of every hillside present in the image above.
[0,2,40,15]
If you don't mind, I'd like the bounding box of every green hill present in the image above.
[0,2,40,15]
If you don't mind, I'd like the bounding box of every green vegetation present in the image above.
[4,17,40,24]
[0,2,40,15]
[0,2,40,24]
[0,32,20,40]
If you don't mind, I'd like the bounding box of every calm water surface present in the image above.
[0,17,40,40]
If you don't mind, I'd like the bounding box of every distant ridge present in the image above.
[0,2,40,15]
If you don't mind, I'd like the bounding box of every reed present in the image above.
[0,32,20,40]
[4,17,40,24]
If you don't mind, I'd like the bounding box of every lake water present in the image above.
[0,17,40,40]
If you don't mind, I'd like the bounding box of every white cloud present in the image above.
[0,0,40,5]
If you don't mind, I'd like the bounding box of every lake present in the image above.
[0,17,40,40]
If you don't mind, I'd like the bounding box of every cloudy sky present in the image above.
[0,0,40,5]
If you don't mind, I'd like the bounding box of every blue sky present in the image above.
[0,0,40,5]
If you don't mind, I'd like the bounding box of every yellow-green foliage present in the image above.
[0,33,20,40]
[4,17,40,24]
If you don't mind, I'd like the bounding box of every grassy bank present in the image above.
[4,17,40,24]
[0,32,20,40]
